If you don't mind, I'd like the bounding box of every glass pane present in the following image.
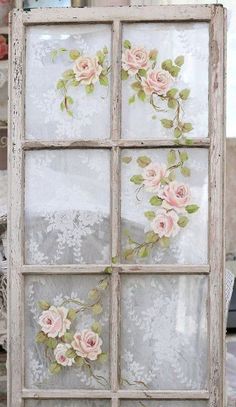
[25,149,110,265]
[121,402,207,407]
[25,25,111,140]
[121,148,208,264]
[25,401,110,407]
[121,22,209,141]
[25,275,110,389]
[120,275,208,390]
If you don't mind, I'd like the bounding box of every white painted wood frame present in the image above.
[8,5,226,407]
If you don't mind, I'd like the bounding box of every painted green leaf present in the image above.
[177,216,189,228]
[149,49,158,61]
[123,39,131,49]
[185,204,199,214]
[51,49,57,62]
[98,352,108,363]
[130,175,144,185]
[69,49,80,60]
[161,119,173,129]
[160,177,169,185]
[144,211,156,221]
[71,80,79,87]
[63,332,74,343]
[67,110,73,118]
[150,196,162,206]
[179,151,188,162]
[168,98,177,109]
[185,138,193,145]
[112,256,118,264]
[49,362,61,375]
[60,101,65,112]
[92,303,103,315]
[159,236,170,248]
[38,300,50,310]
[131,81,142,91]
[181,166,191,177]
[167,88,178,98]
[145,231,159,244]
[35,331,47,344]
[174,127,182,138]
[128,95,136,104]
[46,338,57,349]
[138,69,147,78]
[88,289,99,301]
[98,279,109,290]
[85,83,94,94]
[103,46,108,55]
[167,149,177,165]
[137,155,151,168]
[161,59,172,71]
[175,55,184,67]
[65,348,77,358]
[104,266,112,274]
[182,123,193,133]
[138,246,150,258]
[97,50,105,64]
[137,89,146,101]
[99,74,109,86]
[179,88,190,100]
[122,156,132,164]
[67,308,77,321]
[65,96,73,105]
[56,79,65,90]
[63,69,75,80]
[75,356,84,366]
[123,248,134,260]
[169,65,180,77]
[121,69,129,80]
[91,321,102,335]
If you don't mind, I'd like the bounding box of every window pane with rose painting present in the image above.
[121,23,209,142]
[25,25,112,140]
[121,148,208,264]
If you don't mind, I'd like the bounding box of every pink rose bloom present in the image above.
[0,0,9,3]
[38,306,71,338]
[143,162,166,192]
[161,181,191,209]
[72,329,102,361]
[73,56,102,85]
[122,47,150,76]
[54,343,74,367]
[142,69,172,96]
[151,209,179,238]
[0,36,8,60]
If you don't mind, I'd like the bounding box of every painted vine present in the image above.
[121,40,193,144]
[35,276,109,386]
[122,150,199,260]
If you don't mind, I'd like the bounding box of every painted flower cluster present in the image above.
[122,40,193,143]
[51,46,111,117]
[0,34,8,61]
[122,150,199,260]
[35,277,109,385]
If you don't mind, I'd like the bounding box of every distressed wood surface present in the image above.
[22,5,212,24]
[209,5,225,407]
[22,138,210,149]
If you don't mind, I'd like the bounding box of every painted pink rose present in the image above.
[38,306,71,338]
[151,209,179,238]
[73,56,102,85]
[122,47,150,76]
[142,69,172,96]
[0,0,9,3]
[0,35,8,60]
[161,181,191,209]
[54,343,74,367]
[72,329,102,361]
[143,162,166,192]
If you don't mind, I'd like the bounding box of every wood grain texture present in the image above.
[8,9,24,407]
[209,5,225,407]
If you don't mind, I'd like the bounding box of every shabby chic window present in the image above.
[8,5,225,407]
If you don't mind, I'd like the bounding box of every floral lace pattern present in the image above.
[120,275,208,390]
[25,275,110,389]
[121,22,209,140]
[25,150,110,265]
[25,25,111,140]
[121,148,208,264]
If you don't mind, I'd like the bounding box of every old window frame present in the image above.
[8,5,226,407]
